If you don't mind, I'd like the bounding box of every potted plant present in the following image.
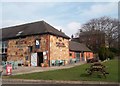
[41,63,44,67]
[44,62,48,67]
[27,61,30,67]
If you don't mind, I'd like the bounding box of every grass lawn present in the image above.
[3,59,119,82]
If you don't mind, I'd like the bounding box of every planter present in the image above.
[41,63,48,67]
[28,64,31,67]
[44,63,48,67]
[41,63,44,67]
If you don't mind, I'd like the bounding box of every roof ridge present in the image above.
[1,21,43,30]
[41,20,51,33]
[1,20,70,39]
[42,21,63,34]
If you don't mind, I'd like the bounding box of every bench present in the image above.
[55,60,64,66]
[86,62,109,78]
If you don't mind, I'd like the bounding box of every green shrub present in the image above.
[109,48,119,56]
[98,46,106,61]
[98,46,115,61]
[108,51,115,59]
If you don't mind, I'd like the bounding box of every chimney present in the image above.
[60,29,62,32]
[71,34,74,39]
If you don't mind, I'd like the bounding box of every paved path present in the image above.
[2,62,85,75]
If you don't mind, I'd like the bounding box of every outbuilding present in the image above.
[69,41,93,62]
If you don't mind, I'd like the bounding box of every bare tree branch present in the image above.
[78,16,119,50]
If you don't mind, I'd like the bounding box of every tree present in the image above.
[98,46,109,61]
[78,16,119,49]
[98,46,115,61]
[78,29,105,53]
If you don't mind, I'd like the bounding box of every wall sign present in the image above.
[35,39,40,49]
[44,56,47,60]
[36,40,40,45]
[16,39,25,45]
[56,42,65,47]
[43,51,46,55]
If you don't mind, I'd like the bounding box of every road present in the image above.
[1,79,119,86]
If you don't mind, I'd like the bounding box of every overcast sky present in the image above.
[0,1,118,37]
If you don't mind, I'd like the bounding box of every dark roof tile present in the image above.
[0,21,70,40]
[69,41,91,52]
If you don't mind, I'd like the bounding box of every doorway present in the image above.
[75,52,80,62]
[37,52,43,66]
[81,52,85,61]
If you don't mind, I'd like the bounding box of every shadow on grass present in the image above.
[80,73,89,77]
[80,73,103,79]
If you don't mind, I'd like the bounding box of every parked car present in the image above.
[87,58,99,63]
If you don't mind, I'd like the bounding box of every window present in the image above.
[2,48,7,54]
[16,31,23,36]
[76,53,80,58]
[2,41,7,53]
[69,53,72,56]
[28,46,33,52]
[2,41,7,48]
[25,56,28,60]
[75,52,80,61]
[81,52,85,61]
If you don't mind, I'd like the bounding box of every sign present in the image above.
[6,64,12,75]
[16,39,25,45]
[44,56,47,60]
[36,40,40,45]
[35,39,40,49]
[56,42,65,47]
[31,53,37,66]
[43,52,46,55]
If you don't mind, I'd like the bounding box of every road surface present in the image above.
[1,79,119,86]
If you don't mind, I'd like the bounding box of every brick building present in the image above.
[69,41,93,62]
[0,21,70,66]
[0,21,93,67]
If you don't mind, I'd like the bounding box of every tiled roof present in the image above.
[69,41,91,52]
[0,21,70,40]
[71,37,80,43]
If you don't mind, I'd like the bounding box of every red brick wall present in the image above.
[69,51,75,58]
[7,34,49,64]
[83,52,93,61]
[69,51,93,61]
